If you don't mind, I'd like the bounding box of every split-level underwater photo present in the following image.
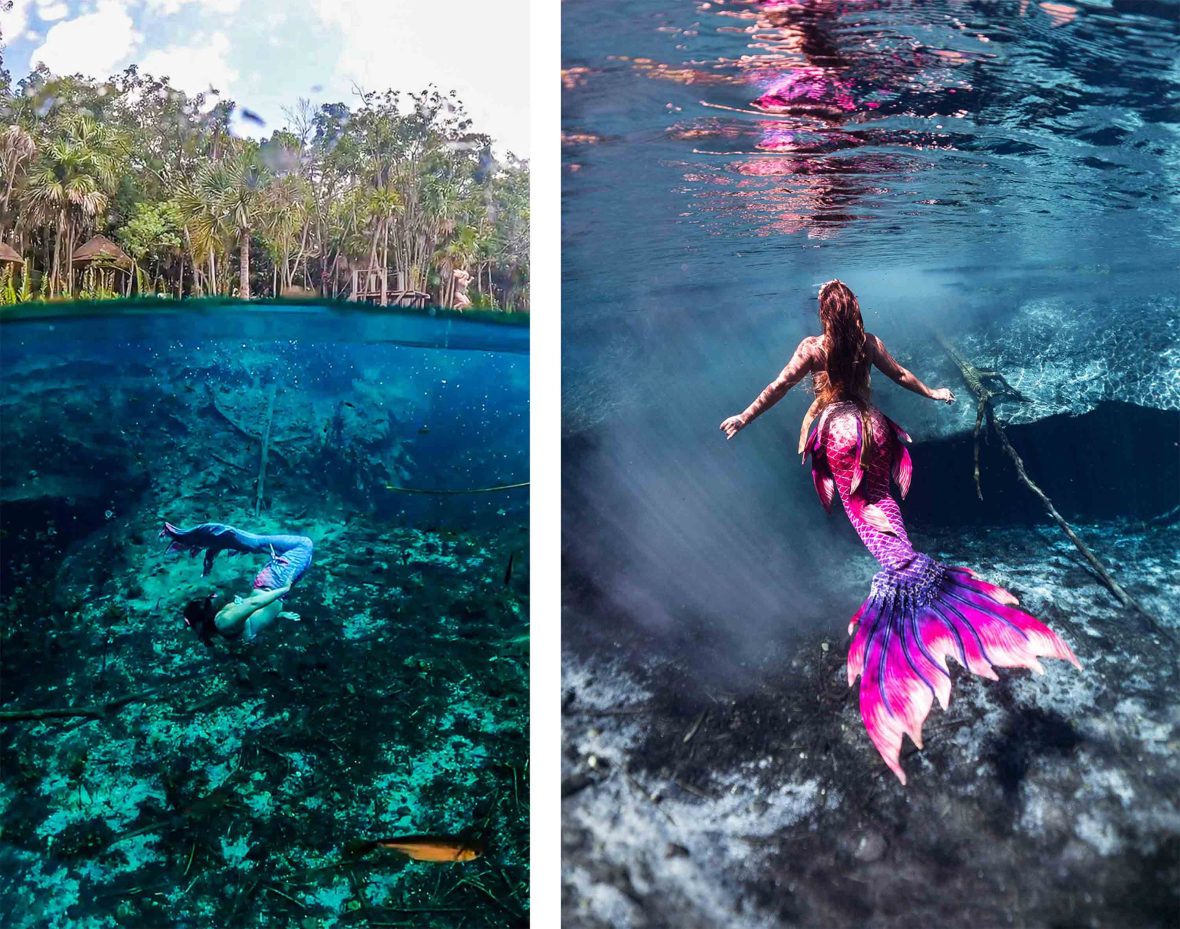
[562,0,1178,926]
[0,3,530,926]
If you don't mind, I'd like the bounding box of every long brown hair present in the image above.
[813,279,871,410]
[183,594,219,647]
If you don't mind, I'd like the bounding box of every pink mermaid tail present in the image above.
[804,401,1081,784]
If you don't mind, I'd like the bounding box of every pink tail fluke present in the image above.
[848,556,1080,784]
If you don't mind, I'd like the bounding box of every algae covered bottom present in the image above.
[0,302,529,928]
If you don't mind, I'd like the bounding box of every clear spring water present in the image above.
[562,0,1179,646]
[0,303,529,927]
[562,3,1178,926]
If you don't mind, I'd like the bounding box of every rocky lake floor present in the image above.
[1,503,529,929]
[0,338,530,929]
[562,520,1179,929]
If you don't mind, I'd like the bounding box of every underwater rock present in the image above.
[895,294,1180,442]
[562,521,1180,929]
[850,830,886,863]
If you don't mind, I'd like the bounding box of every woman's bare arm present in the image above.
[868,334,955,403]
[215,586,290,635]
[721,337,821,439]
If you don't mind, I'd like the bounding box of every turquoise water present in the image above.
[562,0,1178,651]
[562,1,1178,926]
[0,303,529,927]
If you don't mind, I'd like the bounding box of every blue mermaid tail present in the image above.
[160,522,314,591]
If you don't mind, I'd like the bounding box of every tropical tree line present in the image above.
[0,63,529,310]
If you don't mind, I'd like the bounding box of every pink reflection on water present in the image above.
[617,0,976,235]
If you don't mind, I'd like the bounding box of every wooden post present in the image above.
[255,384,277,517]
[380,268,388,307]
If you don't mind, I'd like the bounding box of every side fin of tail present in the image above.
[805,415,836,513]
[847,558,1080,784]
[892,443,913,499]
[849,413,865,495]
[811,456,836,513]
[843,495,898,537]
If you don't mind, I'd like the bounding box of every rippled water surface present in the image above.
[564,0,1179,425]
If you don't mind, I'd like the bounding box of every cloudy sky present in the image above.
[0,0,530,155]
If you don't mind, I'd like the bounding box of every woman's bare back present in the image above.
[720,333,954,442]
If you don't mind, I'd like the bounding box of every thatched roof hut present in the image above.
[0,241,22,264]
[72,234,131,267]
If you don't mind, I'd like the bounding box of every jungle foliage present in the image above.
[0,64,529,310]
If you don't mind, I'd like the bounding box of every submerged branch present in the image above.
[0,688,160,724]
[208,396,259,442]
[936,334,1171,641]
[383,481,529,495]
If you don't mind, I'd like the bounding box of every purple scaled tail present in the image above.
[805,402,1080,784]
[160,521,314,591]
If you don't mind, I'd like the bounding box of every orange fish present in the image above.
[346,836,484,863]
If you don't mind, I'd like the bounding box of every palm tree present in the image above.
[0,124,35,241]
[259,174,311,293]
[365,183,402,274]
[219,154,267,299]
[176,163,230,294]
[22,115,123,295]
[472,222,499,303]
[177,151,268,298]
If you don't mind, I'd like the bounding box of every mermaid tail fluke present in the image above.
[845,555,1080,784]
[805,402,1080,784]
[161,521,263,575]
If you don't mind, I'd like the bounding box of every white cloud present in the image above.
[36,0,69,23]
[310,0,530,155]
[137,31,238,101]
[0,0,31,45]
[144,0,241,14]
[30,0,139,77]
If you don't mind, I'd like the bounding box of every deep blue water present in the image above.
[0,303,529,928]
[562,0,1179,649]
[1,305,528,529]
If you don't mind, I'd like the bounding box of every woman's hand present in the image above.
[720,414,748,439]
[931,387,956,404]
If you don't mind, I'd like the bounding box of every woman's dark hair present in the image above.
[814,279,871,410]
[182,595,219,647]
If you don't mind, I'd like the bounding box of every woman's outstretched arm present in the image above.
[214,585,290,636]
[868,334,955,403]
[721,337,821,439]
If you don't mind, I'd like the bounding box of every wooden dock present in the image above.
[349,268,430,308]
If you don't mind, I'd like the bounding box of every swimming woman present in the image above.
[720,280,1079,784]
[161,521,314,645]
